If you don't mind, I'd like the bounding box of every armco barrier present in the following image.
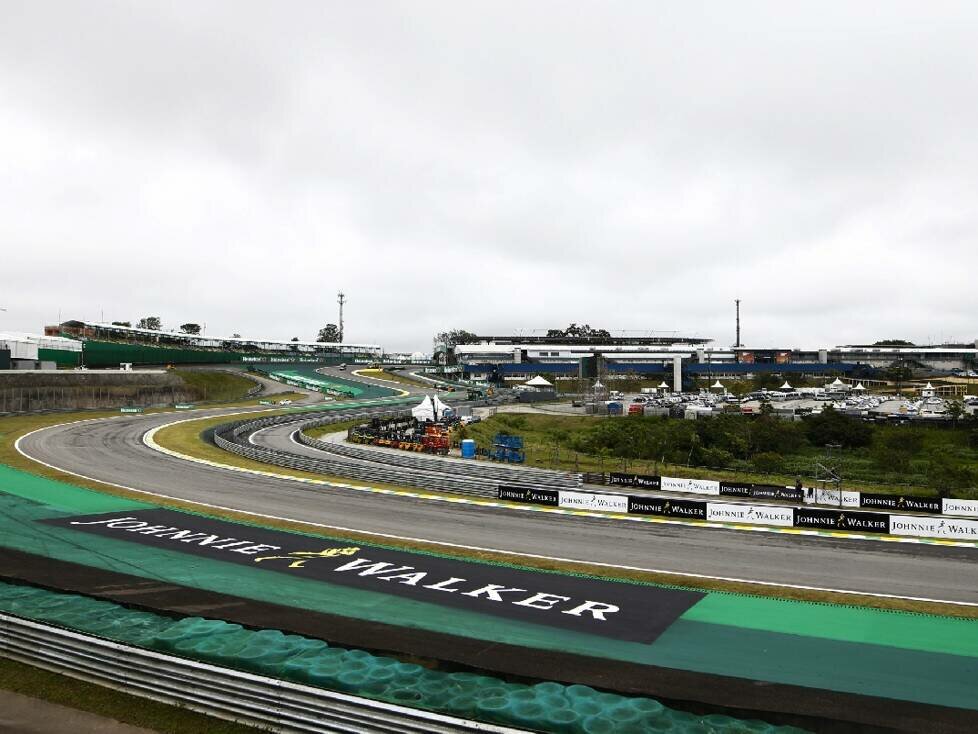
[0,612,520,734]
[213,409,503,498]
[298,433,583,490]
[495,486,978,541]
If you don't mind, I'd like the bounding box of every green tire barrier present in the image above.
[0,581,804,734]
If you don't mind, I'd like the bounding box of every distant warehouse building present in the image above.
[443,333,978,384]
[0,332,82,369]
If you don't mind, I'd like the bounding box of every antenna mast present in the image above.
[337,291,346,342]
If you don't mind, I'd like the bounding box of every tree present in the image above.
[231,333,242,339]
[179,323,201,335]
[434,329,478,348]
[803,405,872,448]
[547,324,611,339]
[111,321,131,327]
[136,316,161,330]
[874,339,915,346]
[317,324,341,343]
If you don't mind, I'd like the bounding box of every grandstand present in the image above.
[45,320,382,368]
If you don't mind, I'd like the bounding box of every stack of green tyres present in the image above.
[0,582,803,733]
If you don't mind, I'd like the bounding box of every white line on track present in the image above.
[11,413,978,608]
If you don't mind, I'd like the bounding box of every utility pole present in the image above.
[337,291,346,342]
[735,299,741,348]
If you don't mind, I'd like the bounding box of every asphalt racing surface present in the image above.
[18,406,978,605]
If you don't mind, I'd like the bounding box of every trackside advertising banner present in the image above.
[804,488,861,508]
[889,515,978,541]
[707,502,794,527]
[43,509,704,644]
[860,493,942,514]
[752,485,804,502]
[793,507,890,534]
[628,496,707,520]
[718,482,804,503]
[497,486,559,506]
[558,491,629,513]
[942,498,978,518]
[660,477,720,496]
[608,473,661,490]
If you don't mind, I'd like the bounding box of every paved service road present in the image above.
[18,403,978,606]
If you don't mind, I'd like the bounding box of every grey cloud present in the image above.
[1,2,976,352]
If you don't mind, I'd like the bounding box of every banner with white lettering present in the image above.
[889,515,978,540]
[497,486,559,506]
[860,493,941,514]
[608,473,661,489]
[752,485,804,502]
[660,477,720,496]
[559,491,629,513]
[793,507,890,534]
[42,509,704,644]
[942,498,978,518]
[706,502,794,527]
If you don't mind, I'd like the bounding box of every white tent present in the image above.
[658,381,669,389]
[710,380,724,390]
[828,378,846,389]
[411,395,436,422]
[853,382,867,391]
[780,381,792,390]
[432,394,452,418]
[524,375,554,388]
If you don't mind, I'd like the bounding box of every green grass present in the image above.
[171,369,258,402]
[0,657,262,733]
[459,411,978,497]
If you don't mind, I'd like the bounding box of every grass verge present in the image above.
[355,368,426,388]
[171,369,261,403]
[0,657,260,733]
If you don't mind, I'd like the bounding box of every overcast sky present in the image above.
[2,2,976,352]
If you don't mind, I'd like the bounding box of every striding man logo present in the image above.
[254,546,360,569]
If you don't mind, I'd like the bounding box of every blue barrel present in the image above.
[460,439,476,459]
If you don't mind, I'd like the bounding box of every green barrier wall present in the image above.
[0,582,803,734]
[36,348,81,368]
[79,340,364,368]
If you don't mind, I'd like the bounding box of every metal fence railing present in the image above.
[0,612,523,734]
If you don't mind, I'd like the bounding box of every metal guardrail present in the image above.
[296,431,583,490]
[0,612,523,734]
[213,408,503,497]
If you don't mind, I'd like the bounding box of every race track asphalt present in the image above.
[17,406,978,605]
